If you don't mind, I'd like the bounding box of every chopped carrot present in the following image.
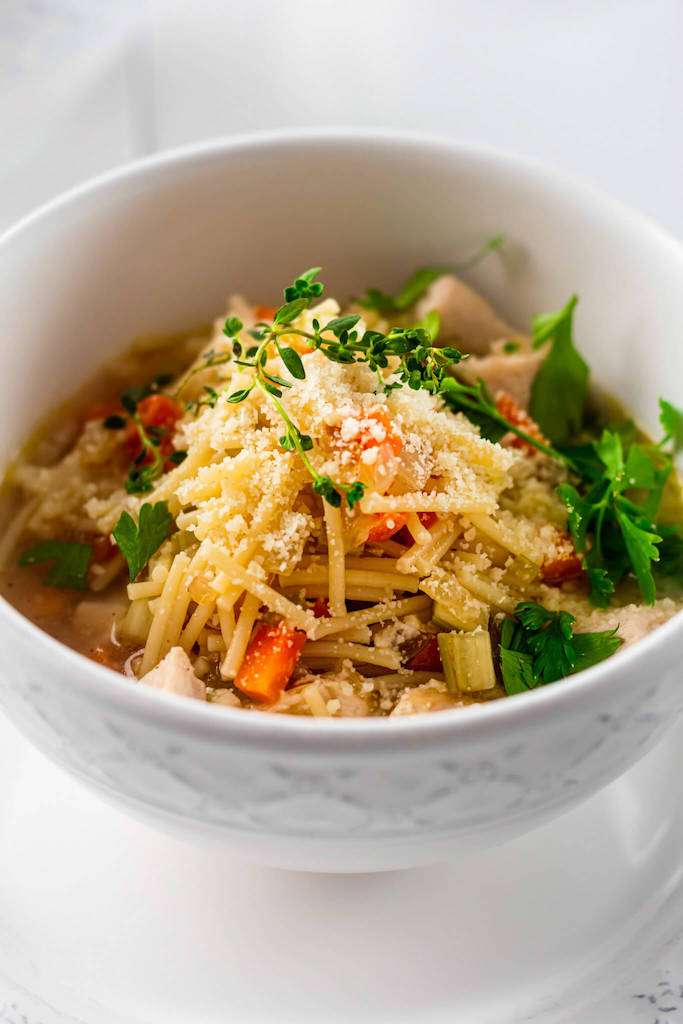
[495,392,549,453]
[367,512,409,543]
[360,409,403,456]
[253,304,277,322]
[406,634,442,672]
[123,394,183,462]
[234,622,307,703]
[137,394,183,431]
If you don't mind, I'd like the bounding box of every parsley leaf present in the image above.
[499,601,622,693]
[659,398,683,454]
[112,501,173,581]
[359,237,504,314]
[614,508,661,604]
[19,540,92,590]
[558,428,665,605]
[530,295,589,443]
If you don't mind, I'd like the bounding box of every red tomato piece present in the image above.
[406,634,443,672]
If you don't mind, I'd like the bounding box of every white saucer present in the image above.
[1,711,683,1024]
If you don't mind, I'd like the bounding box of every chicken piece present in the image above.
[415,274,523,355]
[458,340,543,410]
[391,680,466,716]
[211,688,241,708]
[140,646,207,700]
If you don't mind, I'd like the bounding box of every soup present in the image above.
[1,257,682,717]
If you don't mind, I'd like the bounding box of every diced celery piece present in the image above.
[502,554,540,589]
[437,630,497,694]
[432,599,488,632]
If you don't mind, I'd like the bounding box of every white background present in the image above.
[1,0,682,235]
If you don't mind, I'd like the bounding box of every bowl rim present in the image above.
[1,125,682,751]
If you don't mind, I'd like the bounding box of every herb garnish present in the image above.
[529,295,588,444]
[499,601,622,694]
[112,501,173,581]
[173,349,232,401]
[19,540,92,589]
[219,267,469,507]
[557,412,681,605]
[358,235,505,314]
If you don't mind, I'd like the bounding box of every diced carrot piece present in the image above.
[253,304,277,322]
[366,512,409,543]
[495,392,549,453]
[124,394,184,462]
[406,634,442,672]
[137,394,183,431]
[360,409,403,456]
[234,622,307,703]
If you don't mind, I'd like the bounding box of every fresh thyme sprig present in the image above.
[439,376,571,463]
[219,267,471,507]
[172,349,232,400]
[120,397,165,495]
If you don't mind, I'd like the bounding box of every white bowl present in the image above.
[1,130,682,873]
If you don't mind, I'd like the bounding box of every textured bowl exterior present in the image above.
[0,132,682,871]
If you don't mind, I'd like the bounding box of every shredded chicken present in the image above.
[416,274,523,355]
[141,646,207,700]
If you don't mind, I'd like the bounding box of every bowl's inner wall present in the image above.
[1,136,682,468]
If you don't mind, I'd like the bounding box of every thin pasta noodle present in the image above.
[204,544,315,634]
[311,595,432,640]
[302,641,402,670]
[159,555,193,661]
[323,501,346,617]
[180,601,215,652]
[127,579,165,600]
[395,518,461,575]
[281,584,393,603]
[140,552,189,675]
[150,445,216,502]
[217,597,236,649]
[221,592,260,679]
[280,567,420,592]
[406,512,432,546]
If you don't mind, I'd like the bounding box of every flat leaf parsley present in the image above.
[499,601,622,694]
[19,540,92,590]
[112,501,173,581]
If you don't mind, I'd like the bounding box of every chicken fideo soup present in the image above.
[1,256,682,717]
